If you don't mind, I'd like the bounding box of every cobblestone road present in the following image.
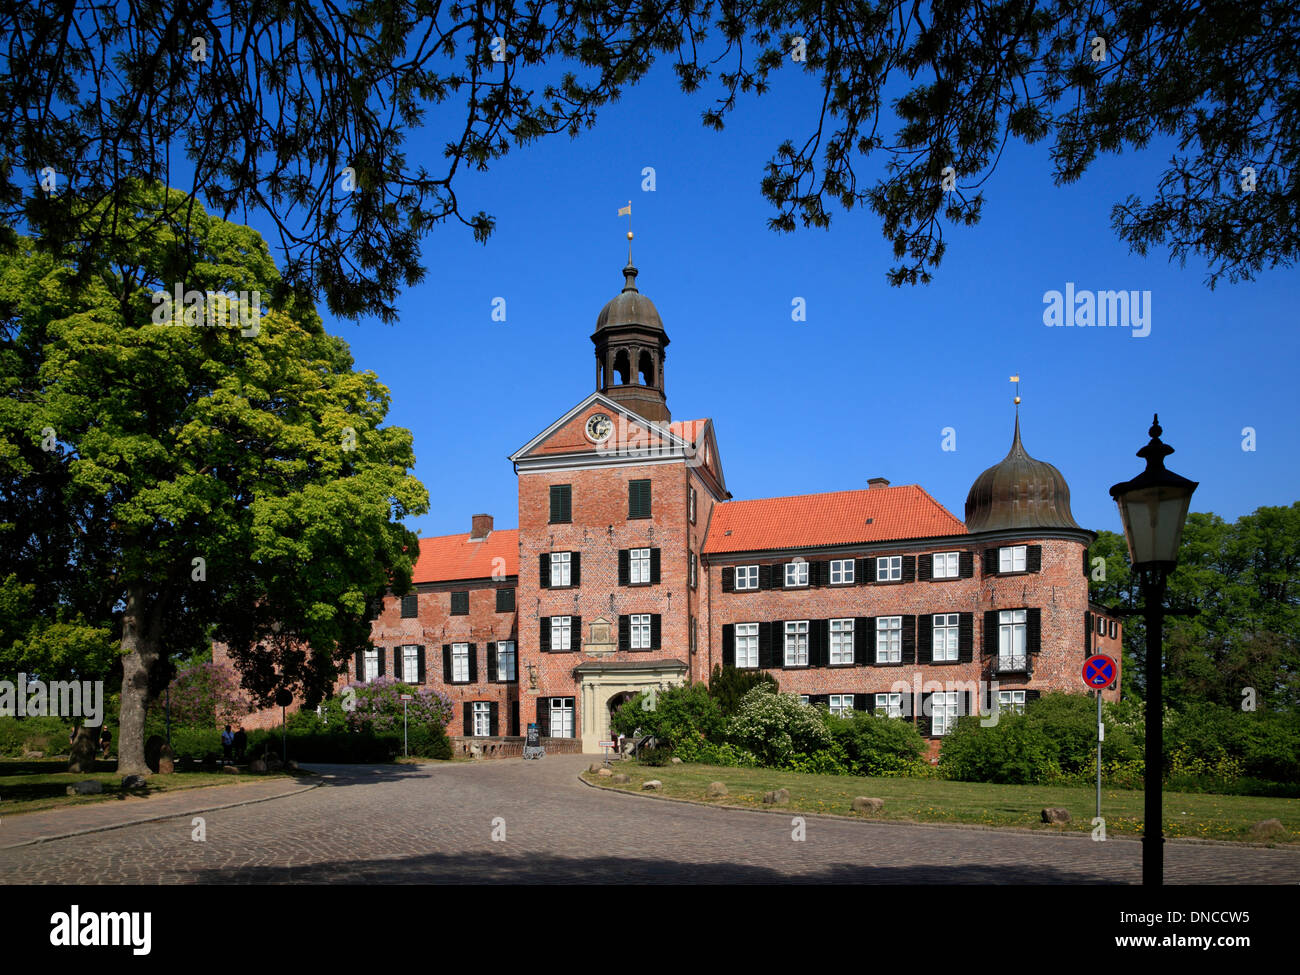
[1,756,1296,884]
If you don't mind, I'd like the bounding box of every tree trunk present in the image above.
[117,584,159,776]
[67,725,98,773]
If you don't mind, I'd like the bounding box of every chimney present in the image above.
[470,513,493,540]
[867,477,891,490]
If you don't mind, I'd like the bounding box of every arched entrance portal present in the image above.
[573,659,688,752]
[606,691,637,741]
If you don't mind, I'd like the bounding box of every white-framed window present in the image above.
[1096,615,1106,634]
[785,561,809,587]
[876,555,902,581]
[551,551,572,586]
[689,551,697,588]
[876,616,902,663]
[688,486,697,523]
[363,647,379,682]
[799,695,811,705]
[550,616,572,651]
[875,692,904,718]
[734,565,759,590]
[999,545,1027,573]
[473,701,491,737]
[402,645,419,683]
[830,618,855,664]
[630,547,651,584]
[784,620,809,666]
[829,694,855,717]
[998,689,1026,714]
[998,608,1027,666]
[549,697,574,738]
[932,613,960,662]
[451,643,469,682]
[932,552,959,579]
[830,558,855,584]
[735,622,759,668]
[630,613,652,650]
[931,691,960,735]
[496,641,517,682]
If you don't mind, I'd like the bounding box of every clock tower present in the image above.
[592,262,671,424]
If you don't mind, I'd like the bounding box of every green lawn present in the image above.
[583,762,1300,844]
[0,760,304,816]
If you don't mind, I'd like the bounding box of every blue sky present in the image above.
[306,58,1296,541]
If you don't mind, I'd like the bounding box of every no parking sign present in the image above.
[1082,654,1117,689]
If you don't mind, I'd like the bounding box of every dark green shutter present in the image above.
[983,611,998,657]
[917,615,933,663]
[489,702,500,736]
[463,702,473,736]
[571,551,581,586]
[539,619,550,653]
[416,646,426,684]
[392,647,402,680]
[618,615,630,650]
[959,550,975,578]
[900,615,916,664]
[487,643,498,682]
[1027,545,1042,573]
[1025,689,1041,707]
[902,555,916,583]
[651,614,661,650]
[618,549,630,585]
[865,558,877,583]
[467,644,477,682]
[721,566,734,592]
[355,650,363,680]
[918,554,932,581]
[855,617,873,665]
[758,622,774,669]
[442,645,452,682]
[722,624,735,666]
[649,548,660,584]
[1027,608,1042,652]
[919,692,933,736]
[958,614,974,663]
[377,649,385,678]
[539,553,550,588]
[571,617,582,650]
[855,557,870,584]
[1085,611,1093,655]
[771,620,785,666]
[772,562,785,588]
[758,564,772,589]
[536,698,550,737]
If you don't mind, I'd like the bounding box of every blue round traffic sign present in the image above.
[1082,654,1117,688]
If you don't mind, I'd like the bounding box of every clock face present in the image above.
[585,413,613,443]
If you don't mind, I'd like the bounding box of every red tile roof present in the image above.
[703,486,966,554]
[411,529,519,583]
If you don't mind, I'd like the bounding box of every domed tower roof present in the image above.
[964,413,1083,533]
[592,262,671,423]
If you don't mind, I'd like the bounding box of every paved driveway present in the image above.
[0,755,1296,883]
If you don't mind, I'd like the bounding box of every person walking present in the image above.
[221,724,234,765]
[232,724,247,763]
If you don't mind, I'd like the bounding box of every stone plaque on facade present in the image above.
[584,616,616,656]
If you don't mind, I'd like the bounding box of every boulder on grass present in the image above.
[641,780,662,791]
[1041,807,1071,824]
[144,735,168,774]
[762,788,790,805]
[596,767,613,777]
[250,758,268,773]
[158,757,174,775]
[707,781,729,797]
[588,763,603,773]
[120,774,147,790]
[852,796,884,813]
[1250,818,1286,842]
[23,750,44,760]
[66,779,103,796]
[612,773,630,784]
[670,756,683,764]
[222,765,241,775]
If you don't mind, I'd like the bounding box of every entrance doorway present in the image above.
[606,691,637,741]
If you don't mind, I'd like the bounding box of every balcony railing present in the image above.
[993,654,1032,674]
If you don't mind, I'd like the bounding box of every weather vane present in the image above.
[1010,374,1021,406]
[618,200,632,263]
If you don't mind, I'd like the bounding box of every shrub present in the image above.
[826,710,927,776]
[0,716,73,757]
[727,686,832,768]
[637,745,674,766]
[401,720,454,760]
[610,683,725,748]
[788,743,851,776]
[671,733,760,767]
[245,728,404,763]
[163,725,222,760]
[708,665,779,717]
[343,678,454,735]
[939,712,1062,784]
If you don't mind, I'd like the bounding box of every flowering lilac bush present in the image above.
[162,660,253,727]
[343,677,453,734]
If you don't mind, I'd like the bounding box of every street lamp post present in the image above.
[1109,414,1198,886]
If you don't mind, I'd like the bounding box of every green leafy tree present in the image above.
[610,682,726,748]
[707,664,779,717]
[0,184,428,773]
[726,685,832,768]
[1,2,1294,319]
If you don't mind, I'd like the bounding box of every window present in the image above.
[735,623,759,668]
[496,588,515,613]
[363,647,379,681]
[689,551,697,588]
[401,645,419,684]
[450,591,469,615]
[829,694,855,717]
[785,561,809,587]
[400,594,418,618]
[933,613,960,662]
[549,483,571,523]
[550,697,574,738]
[830,618,855,664]
[688,486,696,524]
[630,613,652,650]
[932,552,959,579]
[998,609,1028,668]
[931,691,960,735]
[1096,615,1105,634]
[735,565,759,590]
[550,616,572,651]
[876,556,902,581]
[473,701,492,737]
[630,547,651,584]
[875,692,904,718]
[496,641,517,682]
[550,551,571,587]
[628,479,652,519]
[689,616,696,654]
[1109,620,1118,639]
[830,559,854,584]
[876,616,902,663]
[799,695,811,705]
[999,545,1027,573]
[998,689,1026,715]
[784,620,809,666]
[451,643,470,683]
